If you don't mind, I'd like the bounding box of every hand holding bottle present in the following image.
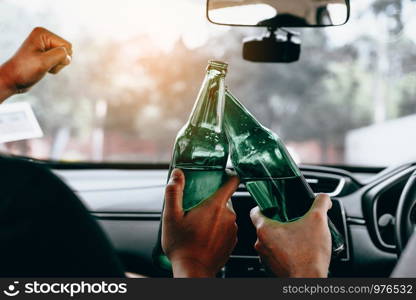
[0,27,72,102]
[224,90,344,255]
[250,194,332,278]
[162,169,239,278]
[154,60,230,270]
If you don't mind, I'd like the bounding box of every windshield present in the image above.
[1,0,415,167]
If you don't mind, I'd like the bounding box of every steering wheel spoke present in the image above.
[395,171,416,253]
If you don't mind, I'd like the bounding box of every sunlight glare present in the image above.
[4,0,225,52]
[327,4,348,25]
[209,4,277,26]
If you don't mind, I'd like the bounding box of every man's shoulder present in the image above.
[0,155,52,185]
[0,155,48,169]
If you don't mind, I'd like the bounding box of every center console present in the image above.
[223,188,349,277]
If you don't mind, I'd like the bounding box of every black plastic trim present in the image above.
[93,213,161,221]
[206,0,351,28]
[331,198,350,262]
[362,166,416,253]
[321,164,385,174]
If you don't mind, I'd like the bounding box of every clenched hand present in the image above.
[250,194,333,278]
[162,169,240,278]
[0,27,72,102]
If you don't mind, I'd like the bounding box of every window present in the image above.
[1,0,415,166]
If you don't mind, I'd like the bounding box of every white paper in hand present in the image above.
[0,102,43,143]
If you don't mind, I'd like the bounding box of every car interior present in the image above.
[45,159,414,277]
[1,0,416,278]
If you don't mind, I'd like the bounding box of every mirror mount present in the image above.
[243,27,301,63]
[277,27,299,41]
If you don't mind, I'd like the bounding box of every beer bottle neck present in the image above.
[189,68,226,133]
[224,89,302,179]
[224,90,264,137]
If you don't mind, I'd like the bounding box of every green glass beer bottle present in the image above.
[224,90,345,255]
[153,60,229,270]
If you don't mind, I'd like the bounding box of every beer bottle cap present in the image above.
[207,60,228,72]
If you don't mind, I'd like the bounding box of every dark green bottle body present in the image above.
[153,61,229,271]
[171,124,228,212]
[224,90,345,255]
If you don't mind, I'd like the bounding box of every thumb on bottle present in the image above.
[250,206,267,228]
[208,174,240,208]
[164,169,185,218]
[308,194,332,217]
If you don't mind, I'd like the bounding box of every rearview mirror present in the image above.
[207,0,350,27]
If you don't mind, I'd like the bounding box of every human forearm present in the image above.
[251,194,332,278]
[162,169,239,278]
[171,258,216,278]
[0,64,15,103]
[288,265,328,278]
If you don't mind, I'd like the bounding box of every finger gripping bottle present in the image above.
[153,60,229,271]
[224,90,345,256]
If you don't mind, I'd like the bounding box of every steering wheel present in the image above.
[395,170,416,253]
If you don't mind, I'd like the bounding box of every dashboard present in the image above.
[51,162,416,277]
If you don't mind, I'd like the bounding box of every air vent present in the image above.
[305,175,344,196]
[373,179,408,249]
